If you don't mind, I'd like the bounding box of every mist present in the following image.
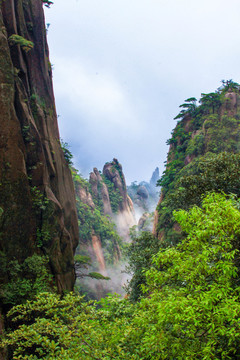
[44,0,240,183]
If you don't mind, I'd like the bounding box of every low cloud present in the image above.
[54,58,142,133]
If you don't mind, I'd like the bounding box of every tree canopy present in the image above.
[2,193,240,359]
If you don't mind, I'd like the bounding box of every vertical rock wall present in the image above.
[0,0,79,294]
[102,158,136,239]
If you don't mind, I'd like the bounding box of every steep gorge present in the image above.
[72,159,136,297]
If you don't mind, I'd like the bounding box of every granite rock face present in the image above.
[102,159,136,239]
[89,167,112,215]
[76,159,135,268]
[0,0,79,296]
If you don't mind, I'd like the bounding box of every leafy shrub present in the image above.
[2,194,240,359]
[0,254,52,306]
[135,193,240,359]
[42,0,54,7]
[125,230,161,301]
[8,35,34,53]
[60,140,73,165]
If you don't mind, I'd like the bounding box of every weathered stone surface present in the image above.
[89,167,112,215]
[103,159,136,239]
[0,0,79,295]
[137,185,149,200]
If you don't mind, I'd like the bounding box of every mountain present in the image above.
[72,158,135,298]
[126,81,240,301]
[127,167,160,232]
[0,0,79,351]
[128,167,160,214]
[153,81,240,244]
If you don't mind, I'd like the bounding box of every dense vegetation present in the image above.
[2,81,240,359]
[70,167,123,298]
[102,175,123,213]
[71,167,122,266]
[156,80,240,243]
[2,193,240,359]
[127,81,240,300]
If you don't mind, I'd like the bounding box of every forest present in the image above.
[1,0,240,359]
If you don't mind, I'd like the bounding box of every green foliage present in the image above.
[31,186,49,212]
[71,167,88,188]
[220,79,240,92]
[2,194,240,359]
[186,131,205,156]
[174,97,197,119]
[1,292,97,360]
[21,125,31,142]
[76,201,122,264]
[173,152,240,208]
[74,255,92,267]
[0,254,52,306]
[157,82,240,243]
[72,168,123,266]
[1,291,133,360]
[42,0,54,7]
[74,255,110,280]
[8,35,34,53]
[125,230,160,301]
[60,140,73,166]
[30,93,47,121]
[112,159,125,185]
[30,186,52,248]
[157,152,240,243]
[135,193,240,359]
[103,175,123,213]
[88,272,110,280]
[173,80,239,121]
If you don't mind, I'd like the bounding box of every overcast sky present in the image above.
[45,0,240,184]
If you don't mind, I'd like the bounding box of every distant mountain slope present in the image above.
[72,159,135,298]
[154,80,240,243]
[127,168,160,232]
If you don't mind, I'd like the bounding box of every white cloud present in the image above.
[45,0,240,182]
[53,58,142,133]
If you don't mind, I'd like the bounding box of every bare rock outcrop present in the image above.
[89,168,112,215]
[0,0,79,296]
[103,159,136,239]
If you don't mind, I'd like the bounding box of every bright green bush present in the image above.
[8,35,34,53]
[2,193,240,359]
[0,254,52,306]
[133,193,240,359]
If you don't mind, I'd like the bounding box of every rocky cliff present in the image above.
[154,82,240,243]
[74,159,135,265]
[0,0,79,301]
[101,158,135,239]
[72,159,135,298]
[73,168,120,274]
